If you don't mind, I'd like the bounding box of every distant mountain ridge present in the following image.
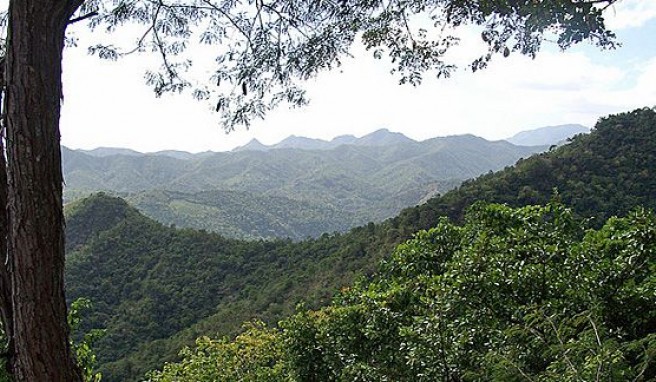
[506,124,590,146]
[62,133,546,239]
[234,139,269,152]
[65,122,592,240]
[80,147,143,157]
[64,108,656,382]
[234,128,416,151]
[79,147,216,160]
[78,125,587,157]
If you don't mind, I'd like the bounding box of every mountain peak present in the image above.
[80,147,143,157]
[273,135,330,150]
[233,139,269,152]
[65,193,140,252]
[330,134,358,146]
[357,129,415,146]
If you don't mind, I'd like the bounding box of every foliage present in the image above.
[0,331,9,382]
[149,202,656,381]
[65,191,143,252]
[399,107,656,229]
[147,322,293,382]
[68,298,106,382]
[65,193,398,381]
[0,0,622,379]
[71,0,618,129]
[0,298,105,382]
[65,107,656,381]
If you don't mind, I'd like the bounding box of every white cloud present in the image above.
[604,0,656,30]
[508,53,625,91]
[58,2,656,153]
[631,57,656,98]
[60,41,654,151]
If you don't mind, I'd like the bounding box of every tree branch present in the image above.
[68,11,98,25]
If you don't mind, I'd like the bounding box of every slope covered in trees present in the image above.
[65,194,400,381]
[65,108,656,381]
[149,202,656,381]
[125,189,362,240]
[1,0,622,378]
[62,134,544,239]
[400,107,656,229]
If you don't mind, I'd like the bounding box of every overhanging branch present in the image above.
[68,11,98,25]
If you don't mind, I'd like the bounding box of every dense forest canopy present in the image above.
[148,202,656,381]
[0,0,623,379]
[61,107,656,381]
[400,107,656,228]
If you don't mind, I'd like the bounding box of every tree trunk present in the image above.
[0,81,13,376]
[0,49,12,373]
[4,0,83,380]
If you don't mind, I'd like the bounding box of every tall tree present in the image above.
[0,0,619,380]
[2,0,85,380]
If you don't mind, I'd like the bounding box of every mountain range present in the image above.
[234,128,416,151]
[63,130,548,239]
[63,108,655,381]
[76,125,588,158]
[235,125,590,151]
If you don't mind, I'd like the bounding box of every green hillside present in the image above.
[150,202,656,381]
[65,108,656,381]
[125,189,360,240]
[63,135,544,239]
[405,107,656,227]
[66,195,399,381]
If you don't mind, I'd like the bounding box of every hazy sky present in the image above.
[57,0,656,153]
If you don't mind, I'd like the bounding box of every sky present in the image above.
[55,0,656,153]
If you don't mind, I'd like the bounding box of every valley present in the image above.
[63,130,552,240]
[63,109,656,381]
[3,2,653,381]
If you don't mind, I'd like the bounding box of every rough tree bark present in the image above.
[2,0,84,380]
[0,57,13,376]
[0,102,12,379]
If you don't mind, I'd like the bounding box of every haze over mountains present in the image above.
[76,124,589,158]
[234,125,589,152]
[234,128,416,151]
[506,124,590,146]
[62,128,562,239]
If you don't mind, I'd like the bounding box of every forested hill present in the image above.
[65,194,402,381]
[62,134,545,240]
[65,107,656,381]
[399,107,656,229]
